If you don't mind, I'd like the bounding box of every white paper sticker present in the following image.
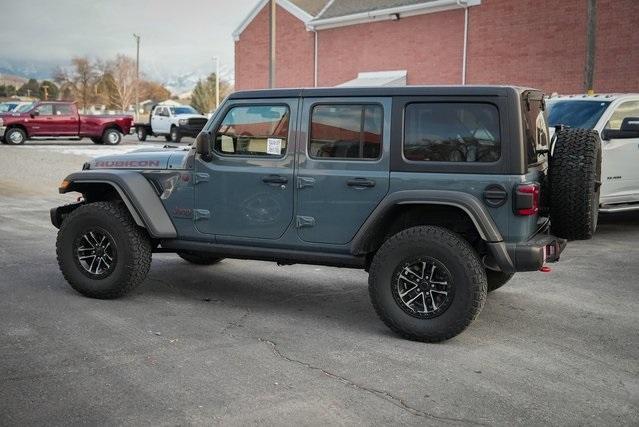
[266,138,282,155]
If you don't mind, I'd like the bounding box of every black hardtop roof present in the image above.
[228,85,540,100]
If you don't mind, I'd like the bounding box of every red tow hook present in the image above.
[539,266,552,273]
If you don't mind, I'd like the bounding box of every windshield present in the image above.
[546,100,610,129]
[170,106,198,115]
[0,103,17,112]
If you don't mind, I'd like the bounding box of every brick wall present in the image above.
[235,0,638,94]
[317,10,465,87]
[235,4,314,90]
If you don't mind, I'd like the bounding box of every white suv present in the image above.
[547,94,639,213]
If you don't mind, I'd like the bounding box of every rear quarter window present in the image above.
[403,103,501,163]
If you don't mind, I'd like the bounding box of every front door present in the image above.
[28,103,55,136]
[194,99,298,239]
[602,101,639,202]
[151,107,170,134]
[295,97,391,245]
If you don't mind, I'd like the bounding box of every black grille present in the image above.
[187,118,207,127]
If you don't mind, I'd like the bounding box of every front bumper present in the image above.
[487,231,566,273]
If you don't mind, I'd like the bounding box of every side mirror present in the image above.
[30,111,39,117]
[195,132,212,161]
[602,117,639,140]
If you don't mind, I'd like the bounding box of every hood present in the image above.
[174,113,207,120]
[90,146,190,170]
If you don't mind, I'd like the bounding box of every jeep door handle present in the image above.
[262,175,288,185]
[347,178,376,188]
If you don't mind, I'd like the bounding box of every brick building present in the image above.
[233,0,638,94]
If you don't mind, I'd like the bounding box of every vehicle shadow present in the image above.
[596,210,639,236]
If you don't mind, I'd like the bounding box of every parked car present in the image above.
[134,104,207,143]
[0,101,133,145]
[546,94,639,213]
[51,86,601,342]
[0,101,32,113]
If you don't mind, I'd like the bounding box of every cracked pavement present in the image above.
[1,139,638,425]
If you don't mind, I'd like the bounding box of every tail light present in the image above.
[514,183,540,216]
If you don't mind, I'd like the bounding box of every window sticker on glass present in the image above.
[267,138,282,155]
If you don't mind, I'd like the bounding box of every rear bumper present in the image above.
[487,231,566,273]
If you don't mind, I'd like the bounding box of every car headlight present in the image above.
[178,119,187,125]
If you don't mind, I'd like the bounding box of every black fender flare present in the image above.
[350,190,515,272]
[59,170,177,238]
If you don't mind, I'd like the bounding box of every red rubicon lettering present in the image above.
[95,160,161,168]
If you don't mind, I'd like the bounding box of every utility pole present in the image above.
[133,33,141,120]
[269,0,276,88]
[584,0,596,94]
[213,56,220,109]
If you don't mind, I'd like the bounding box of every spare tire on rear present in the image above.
[549,128,601,240]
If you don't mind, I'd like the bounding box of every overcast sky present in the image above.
[0,0,260,84]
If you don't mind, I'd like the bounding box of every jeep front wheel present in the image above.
[102,128,122,145]
[177,251,223,265]
[368,226,486,342]
[56,201,152,299]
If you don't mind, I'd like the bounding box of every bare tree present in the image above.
[98,55,137,112]
[54,57,99,112]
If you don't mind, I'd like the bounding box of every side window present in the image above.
[522,98,548,165]
[606,101,639,130]
[35,104,53,116]
[309,104,383,160]
[404,103,500,162]
[55,104,73,116]
[214,105,289,157]
[154,107,166,117]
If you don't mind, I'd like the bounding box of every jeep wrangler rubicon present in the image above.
[51,86,601,342]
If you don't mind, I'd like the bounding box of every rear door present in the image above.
[53,104,78,136]
[295,97,391,245]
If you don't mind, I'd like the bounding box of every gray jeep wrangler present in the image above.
[51,86,601,342]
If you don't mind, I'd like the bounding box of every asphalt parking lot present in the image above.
[1,136,637,425]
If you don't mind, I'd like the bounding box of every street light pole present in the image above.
[213,56,220,109]
[133,33,141,120]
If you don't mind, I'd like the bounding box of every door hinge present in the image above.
[194,173,209,184]
[297,176,315,189]
[296,215,315,228]
[193,209,210,221]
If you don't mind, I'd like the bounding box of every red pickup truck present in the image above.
[0,101,133,145]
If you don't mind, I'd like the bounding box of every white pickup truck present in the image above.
[546,94,639,213]
[133,104,208,143]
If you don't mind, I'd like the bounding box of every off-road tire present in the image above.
[5,127,26,145]
[177,251,223,265]
[486,270,514,292]
[368,226,487,342]
[102,128,122,145]
[549,128,601,240]
[136,127,147,141]
[170,126,181,143]
[91,137,103,144]
[56,201,152,299]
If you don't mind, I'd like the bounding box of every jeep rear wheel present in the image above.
[549,128,602,240]
[368,226,486,342]
[486,270,514,292]
[5,127,26,145]
[177,251,223,265]
[56,201,152,299]
[102,128,122,145]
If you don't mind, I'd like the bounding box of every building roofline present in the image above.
[233,0,314,41]
[307,0,481,31]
